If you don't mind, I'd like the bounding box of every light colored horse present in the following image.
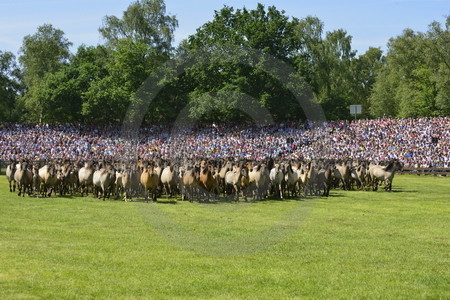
[14,162,32,197]
[370,160,403,191]
[316,165,333,197]
[38,164,59,197]
[351,162,367,190]
[93,165,116,200]
[78,162,94,196]
[6,162,17,192]
[269,164,284,199]
[249,164,270,201]
[225,164,248,201]
[333,161,351,190]
[160,165,179,199]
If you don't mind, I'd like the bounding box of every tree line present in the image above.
[0,0,448,124]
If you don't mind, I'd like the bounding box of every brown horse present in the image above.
[181,166,199,202]
[140,164,160,202]
[198,164,219,202]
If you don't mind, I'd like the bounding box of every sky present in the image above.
[0,0,448,57]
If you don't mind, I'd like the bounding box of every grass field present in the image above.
[0,174,448,299]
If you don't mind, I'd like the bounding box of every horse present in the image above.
[351,161,367,190]
[198,163,219,202]
[370,160,403,191]
[316,164,333,197]
[283,162,299,198]
[93,164,116,200]
[140,163,160,202]
[78,161,94,197]
[249,163,270,201]
[160,164,179,199]
[180,165,199,202]
[269,164,284,199]
[38,164,59,197]
[14,161,33,197]
[333,161,351,190]
[6,161,17,192]
[225,163,248,201]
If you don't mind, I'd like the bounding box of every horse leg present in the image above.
[233,185,239,202]
[152,187,157,202]
[144,186,148,203]
[17,183,22,197]
[47,186,53,198]
[385,179,392,191]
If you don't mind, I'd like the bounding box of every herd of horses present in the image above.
[3,157,403,202]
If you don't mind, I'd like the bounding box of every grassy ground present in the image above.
[0,174,448,299]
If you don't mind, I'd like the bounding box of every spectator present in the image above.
[0,117,448,168]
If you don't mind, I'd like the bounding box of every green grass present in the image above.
[0,174,449,299]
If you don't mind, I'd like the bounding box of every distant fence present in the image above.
[399,167,450,176]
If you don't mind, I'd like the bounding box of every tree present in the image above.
[18,24,72,122]
[79,0,179,123]
[19,24,72,86]
[32,45,110,123]
[99,0,178,54]
[0,51,22,121]
[294,16,357,119]
[425,17,450,115]
[350,47,384,117]
[81,38,176,123]
[179,4,309,123]
[369,17,450,117]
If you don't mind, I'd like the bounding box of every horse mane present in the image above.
[385,160,396,171]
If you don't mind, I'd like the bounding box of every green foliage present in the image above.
[369,67,399,117]
[0,51,22,121]
[350,47,384,117]
[82,76,131,123]
[18,24,72,86]
[1,2,448,123]
[26,45,110,123]
[18,24,72,122]
[180,4,310,122]
[99,0,178,53]
[81,40,156,123]
[370,17,450,118]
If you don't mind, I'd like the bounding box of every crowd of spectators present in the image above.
[0,116,448,168]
